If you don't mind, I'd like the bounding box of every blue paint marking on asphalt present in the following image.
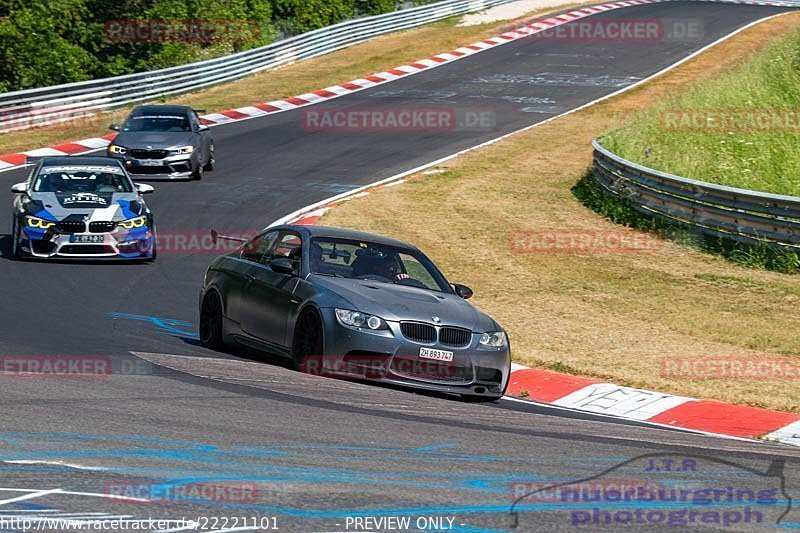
[107,312,198,339]
[412,442,460,453]
[0,432,792,532]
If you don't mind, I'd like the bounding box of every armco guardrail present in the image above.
[592,139,800,251]
[0,0,517,132]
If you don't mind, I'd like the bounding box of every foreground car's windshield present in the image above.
[122,114,191,132]
[33,165,133,193]
[311,237,451,292]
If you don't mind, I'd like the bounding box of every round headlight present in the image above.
[479,331,508,348]
[366,316,382,330]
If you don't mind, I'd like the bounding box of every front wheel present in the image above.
[292,308,324,372]
[199,292,225,349]
[10,218,23,259]
[145,225,157,262]
[203,144,215,171]
[191,160,204,180]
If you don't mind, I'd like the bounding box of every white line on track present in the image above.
[3,459,108,471]
[0,487,149,502]
[0,489,62,505]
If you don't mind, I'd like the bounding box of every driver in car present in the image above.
[353,248,410,282]
[376,255,410,282]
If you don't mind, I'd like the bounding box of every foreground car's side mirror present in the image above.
[453,283,473,300]
[109,123,121,131]
[270,257,296,275]
[196,124,209,132]
[135,183,155,194]
[11,182,27,194]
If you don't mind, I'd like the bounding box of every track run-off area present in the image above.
[1,2,800,531]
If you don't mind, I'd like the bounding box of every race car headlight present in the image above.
[335,309,387,331]
[25,215,56,229]
[108,144,127,155]
[117,216,147,229]
[479,331,507,348]
[170,145,195,155]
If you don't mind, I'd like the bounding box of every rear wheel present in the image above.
[292,308,323,372]
[199,292,224,349]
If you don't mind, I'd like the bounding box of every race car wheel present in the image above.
[145,226,157,262]
[10,218,23,259]
[199,292,224,349]
[292,308,323,372]
[191,161,204,180]
[203,145,215,172]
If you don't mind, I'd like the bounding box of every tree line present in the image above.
[0,0,432,92]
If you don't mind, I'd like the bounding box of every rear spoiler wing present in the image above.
[210,230,248,245]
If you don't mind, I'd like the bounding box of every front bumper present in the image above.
[311,308,511,398]
[20,225,155,260]
[108,152,197,179]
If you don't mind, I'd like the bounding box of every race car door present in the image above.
[240,230,303,350]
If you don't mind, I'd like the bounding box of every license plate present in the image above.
[139,159,162,166]
[419,347,454,362]
[70,234,104,244]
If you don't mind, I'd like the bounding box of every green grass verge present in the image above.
[601,23,800,196]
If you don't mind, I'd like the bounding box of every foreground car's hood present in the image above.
[25,192,145,222]
[113,131,195,149]
[310,275,499,332]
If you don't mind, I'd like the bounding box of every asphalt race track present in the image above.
[1,2,799,531]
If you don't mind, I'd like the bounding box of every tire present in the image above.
[144,225,157,262]
[203,145,215,171]
[291,308,324,372]
[10,218,23,259]
[199,291,225,350]
[191,160,204,180]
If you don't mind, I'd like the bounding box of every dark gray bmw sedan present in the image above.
[199,225,511,401]
[107,105,214,180]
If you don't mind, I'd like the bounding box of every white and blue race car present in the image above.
[10,156,157,260]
